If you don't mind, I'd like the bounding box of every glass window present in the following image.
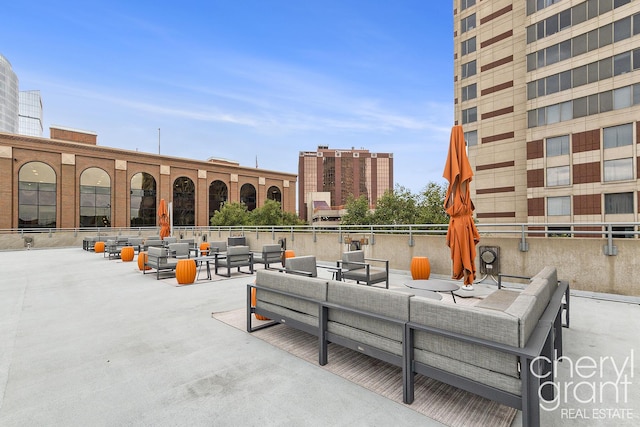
[604,158,633,181]
[572,33,587,56]
[527,0,536,15]
[527,25,537,44]
[599,57,612,80]
[548,196,571,216]
[462,83,477,101]
[464,130,478,146]
[634,49,640,70]
[635,12,640,35]
[588,94,599,115]
[572,3,587,26]
[560,70,571,91]
[79,167,111,227]
[537,50,545,68]
[547,135,570,156]
[538,79,546,97]
[546,44,559,65]
[599,24,613,47]
[587,62,599,83]
[547,166,570,186]
[173,177,196,225]
[209,180,229,219]
[587,29,599,52]
[634,83,640,105]
[130,172,156,227]
[599,0,613,14]
[461,14,476,33]
[605,193,633,214]
[546,74,559,94]
[538,107,546,126]
[588,0,599,19]
[527,81,537,100]
[559,9,571,30]
[573,65,587,87]
[461,37,476,56]
[603,123,633,148]
[547,104,560,124]
[537,21,546,40]
[560,101,573,121]
[600,90,613,112]
[559,40,572,61]
[546,14,559,36]
[19,162,57,228]
[527,53,537,72]
[613,86,632,110]
[614,16,631,42]
[528,110,538,128]
[461,60,476,79]
[614,0,631,7]
[614,52,631,76]
[461,0,476,11]
[573,96,588,118]
[462,107,477,124]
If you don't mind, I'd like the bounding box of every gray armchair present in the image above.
[215,245,254,277]
[144,247,179,280]
[253,244,284,269]
[209,241,227,254]
[168,242,190,259]
[337,250,389,289]
[284,255,318,277]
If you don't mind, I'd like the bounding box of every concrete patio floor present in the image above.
[1,247,639,426]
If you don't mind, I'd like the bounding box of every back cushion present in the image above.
[342,251,365,270]
[286,256,318,277]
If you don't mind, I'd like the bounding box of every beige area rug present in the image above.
[213,307,517,427]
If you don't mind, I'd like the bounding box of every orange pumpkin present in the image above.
[121,246,135,262]
[94,241,105,253]
[176,259,196,285]
[137,251,151,271]
[410,256,431,280]
[251,287,270,320]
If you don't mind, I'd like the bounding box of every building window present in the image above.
[605,192,633,214]
[462,107,477,124]
[461,0,476,11]
[603,123,633,148]
[130,172,156,227]
[173,176,195,226]
[209,180,228,221]
[18,161,56,228]
[464,130,478,146]
[604,158,633,182]
[240,183,257,211]
[461,60,476,79]
[461,13,476,33]
[547,196,571,216]
[80,167,111,227]
[547,166,570,186]
[546,135,570,157]
[461,37,476,56]
[461,83,477,102]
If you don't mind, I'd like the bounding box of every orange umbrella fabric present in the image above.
[158,198,170,239]
[443,125,479,286]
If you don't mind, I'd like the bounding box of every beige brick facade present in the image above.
[454,0,640,229]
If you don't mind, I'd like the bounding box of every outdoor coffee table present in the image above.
[405,279,460,303]
[396,287,442,301]
[191,255,218,280]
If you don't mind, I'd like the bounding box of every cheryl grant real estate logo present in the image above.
[533,350,636,421]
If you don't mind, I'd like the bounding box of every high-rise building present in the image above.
[19,90,43,137]
[298,145,393,222]
[454,0,640,233]
[0,53,19,134]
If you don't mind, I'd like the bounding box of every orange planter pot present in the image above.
[199,242,210,255]
[411,256,431,280]
[283,249,296,266]
[251,287,270,320]
[176,259,197,285]
[121,246,135,262]
[138,251,151,271]
[94,241,105,253]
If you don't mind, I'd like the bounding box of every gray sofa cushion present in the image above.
[505,294,539,348]
[285,256,318,277]
[255,270,328,320]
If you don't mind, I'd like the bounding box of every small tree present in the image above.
[341,194,372,225]
[210,202,251,226]
[251,199,285,225]
[371,185,419,225]
[417,181,449,225]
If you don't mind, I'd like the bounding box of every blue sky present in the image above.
[2,1,454,194]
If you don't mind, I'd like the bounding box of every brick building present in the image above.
[0,127,296,229]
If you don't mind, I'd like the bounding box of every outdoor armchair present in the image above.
[167,242,190,259]
[215,245,254,277]
[253,244,284,269]
[337,250,389,289]
[144,247,179,280]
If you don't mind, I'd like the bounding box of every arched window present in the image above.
[267,186,282,204]
[173,176,195,226]
[209,180,228,221]
[80,167,111,227]
[131,172,157,227]
[240,183,257,211]
[18,161,56,228]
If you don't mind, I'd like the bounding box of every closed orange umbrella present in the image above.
[443,125,479,290]
[158,198,170,239]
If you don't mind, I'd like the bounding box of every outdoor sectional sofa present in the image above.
[247,266,569,427]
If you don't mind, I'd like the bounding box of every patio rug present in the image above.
[212,308,517,427]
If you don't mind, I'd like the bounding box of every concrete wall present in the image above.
[0,230,636,296]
